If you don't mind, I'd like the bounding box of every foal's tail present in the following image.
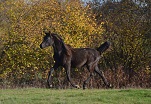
[96,41,110,54]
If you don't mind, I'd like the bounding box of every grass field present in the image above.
[0,88,151,104]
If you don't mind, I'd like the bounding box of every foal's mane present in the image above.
[51,33,63,42]
[51,33,72,56]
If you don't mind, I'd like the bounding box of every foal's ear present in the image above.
[45,31,51,36]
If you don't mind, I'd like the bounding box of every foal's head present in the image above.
[40,32,54,49]
[40,32,72,56]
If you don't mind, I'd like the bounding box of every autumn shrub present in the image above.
[0,0,104,88]
[90,0,151,83]
[0,0,150,88]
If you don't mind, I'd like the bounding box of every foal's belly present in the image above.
[71,59,87,68]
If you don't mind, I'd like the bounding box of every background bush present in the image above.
[0,0,150,88]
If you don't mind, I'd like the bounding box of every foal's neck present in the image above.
[52,41,64,56]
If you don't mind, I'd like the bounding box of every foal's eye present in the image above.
[44,37,47,40]
[44,37,49,41]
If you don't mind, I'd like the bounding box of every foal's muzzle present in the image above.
[40,44,43,49]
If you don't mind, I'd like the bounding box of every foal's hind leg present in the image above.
[94,66,112,88]
[83,73,93,90]
[83,65,94,90]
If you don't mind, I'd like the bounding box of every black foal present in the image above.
[40,32,111,89]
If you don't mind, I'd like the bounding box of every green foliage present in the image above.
[91,0,151,72]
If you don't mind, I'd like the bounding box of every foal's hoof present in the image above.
[47,84,53,88]
[83,84,87,90]
[107,84,113,89]
[83,87,87,90]
[49,85,53,88]
[75,85,80,89]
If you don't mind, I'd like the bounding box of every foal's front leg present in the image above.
[47,64,58,88]
[47,68,54,88]
[65,64,80,89]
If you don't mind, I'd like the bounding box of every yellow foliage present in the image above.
[0,0,104,81]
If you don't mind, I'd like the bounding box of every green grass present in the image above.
[0,88,151,104]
